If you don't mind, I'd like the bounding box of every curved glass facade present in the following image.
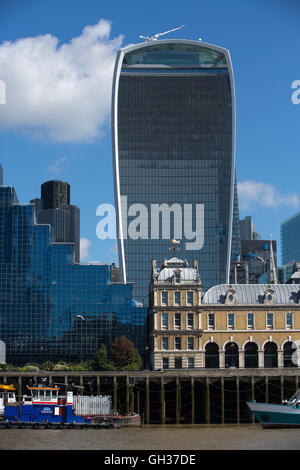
[123,42,227,66]
[113,40,237,306]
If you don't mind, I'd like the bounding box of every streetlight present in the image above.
[76,314,85,362]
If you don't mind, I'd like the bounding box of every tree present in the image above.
[123,349,143,371]
[94,344,116,371]
[109,336,137,369]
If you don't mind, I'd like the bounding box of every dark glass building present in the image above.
[31,180,80,263]
[112,39,239,305]
[41,180,70,210]
[0,181,147,365]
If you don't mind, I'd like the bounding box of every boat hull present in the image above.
[247,401,300,428]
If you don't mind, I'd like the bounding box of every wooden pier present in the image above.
[1,368,299,425]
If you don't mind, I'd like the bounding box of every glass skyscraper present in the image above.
[281,212,300,266]
[0,180,147,365]
[112,39,239,305]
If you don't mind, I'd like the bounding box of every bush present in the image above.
[41,361,54,371]
[0,363,17,371]
[53,362,69,371]
[21,364,40,371]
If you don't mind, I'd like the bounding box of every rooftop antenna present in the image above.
[140,25,185,42]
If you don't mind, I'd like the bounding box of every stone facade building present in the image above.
[148,256,300,370]
[148,256,203,370]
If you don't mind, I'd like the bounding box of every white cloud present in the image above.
[80,237,92,261]
[48,157,68,175]
[0,19,124,142]
[237,180,300,211]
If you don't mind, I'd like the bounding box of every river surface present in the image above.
[1,424,300,450]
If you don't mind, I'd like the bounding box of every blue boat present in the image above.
[247,389,300,428]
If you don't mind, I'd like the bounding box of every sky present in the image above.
[0,0,299,266]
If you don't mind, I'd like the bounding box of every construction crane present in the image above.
[139,25,185,42]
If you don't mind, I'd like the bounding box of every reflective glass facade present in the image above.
[113,40,237,306]
[0,185,147,365]
[281,212,300,265]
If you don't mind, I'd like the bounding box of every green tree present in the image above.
[94,344,116,371]
[123,349,143,371]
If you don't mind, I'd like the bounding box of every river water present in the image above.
[1,424,300,450]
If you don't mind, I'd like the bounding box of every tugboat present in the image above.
[0,380,140,428]
[247,389,300,428]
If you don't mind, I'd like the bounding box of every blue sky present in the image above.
[0,0,299,265]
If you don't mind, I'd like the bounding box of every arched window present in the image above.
[283,341,298,368]
[225,342,239,368]
[244,342,258,368]
[205,342,219,368]
[264,342,278,368]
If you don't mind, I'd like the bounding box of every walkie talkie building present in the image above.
[112,39,239,306]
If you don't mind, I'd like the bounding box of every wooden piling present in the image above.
[251,376,255,424]
[161,378,165,425]
[146,376,150,424]
[18,376,22,403]
[137,390,140,415]
[191,377,195,424]
[126,376,129,414]
[221,377,225,424]
[113,376,117,411]
[176,377,180,424]
[236,377,240,424]
[206,377,210,424]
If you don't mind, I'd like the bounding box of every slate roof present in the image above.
[202,284,300,305]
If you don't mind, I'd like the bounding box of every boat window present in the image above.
[46,390,51,397]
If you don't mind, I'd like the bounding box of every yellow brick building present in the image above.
[148,256,300,370]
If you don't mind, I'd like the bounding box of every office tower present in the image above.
[241,239,277,284]
[31,180,80,263]
[0,179,147,365]
[41,180,70,209]
[112,39,238,305]
[240,216,261,241]
[231,215,274,284]
[281,212,300,266]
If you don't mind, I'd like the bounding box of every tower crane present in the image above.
[139,25,185,42]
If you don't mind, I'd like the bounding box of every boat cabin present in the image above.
[23,385,60,405]
[0,385,16,415]
[22,385,73,406]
